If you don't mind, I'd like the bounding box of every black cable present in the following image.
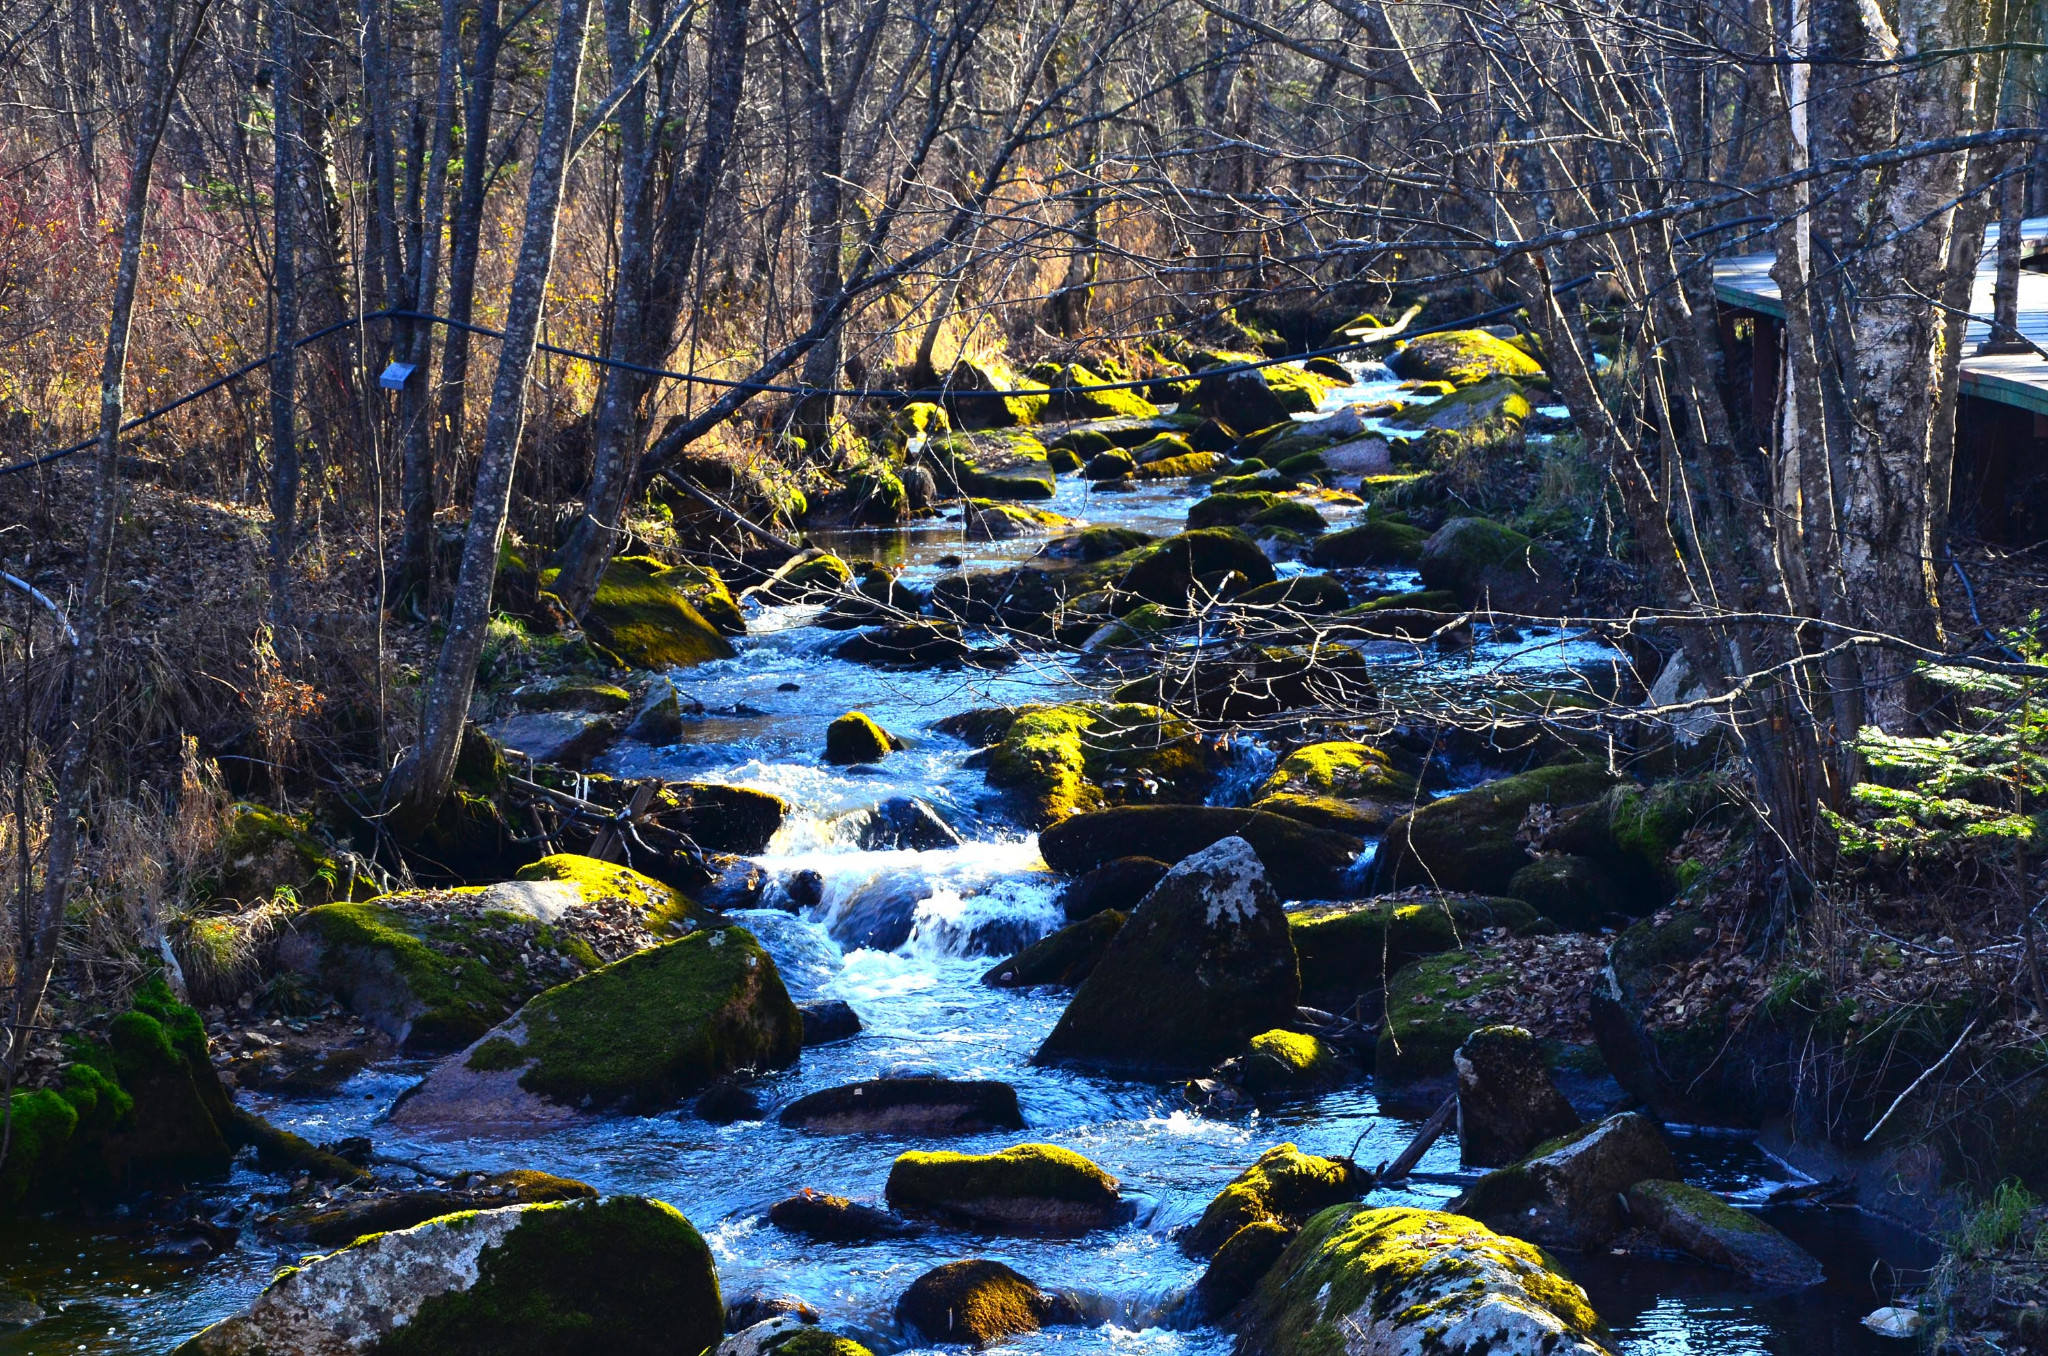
[0,274,1607,479]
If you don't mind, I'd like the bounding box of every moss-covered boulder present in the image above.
[1036,838,1301,1074]
[1387,330,1546,386]
[778,1077,1024,1136]
[1257,741,1412,805]
[1418,516,1567,613]
[388,926,803,1126]
[577,554,738,669]
[1196,1219,1297,1319]
[1370,763,1621,895]
[1307,518,1427,568]
[1455,1025,1583,1167]
[781,552,854,593]
[1049,364,1160,420]
[1039,805,1363,901]
[1235,1206,1608,1356]
[176,1196,721,1356]
[1131,432,1196,465]
[895,1260,1078,1345]
[1238,1030,1348,1095]
[1506,853,1645,930]
[1287,893,1537,1012]
[1131,449,1230,479]
[886,1143,1126,1233]
[666,782,787,854]
[941,355,1050,429]
[824,711,900,764]
[963,500,1073,539]
[1374,946,1523,1091]
[834,621,973,669]
[1188,491,1288,531]
[1080,528,1276,610]
[1183,1143,1366,1259]
[278,858,691,1053]
[1623,1180,1824,1288]
[659,561,746,635]
[982,910,1127,988]
[984,701,1209,827]
[1082,448,1136,480]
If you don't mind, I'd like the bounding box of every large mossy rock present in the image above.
[388,926,803,1126]
[1456,1025,1583,1167]
[1452,1111,1680,1249]
[176,1196,721,1356]
[1040,806,1361,902]
[1235,1205,1608,1356]
[1060,856,1168,921]
[1035,837,1301,1074]
[578,554,738,669]
[1370,763,1621,895]
[1238,1030,1348,1095]
[895,1260,1077,1345]
[1182,1144,1366,1259]
[666,782,788,854]
[885,1143,1126,1233]
[984,701,1208,827]
[278,856,691,1054]
[1417,517,1567,613]
[1624,1180,1824,1288]
[940,356,1050,430]
[1387,329,1545,387]
[1287,892,1536,1012]
[4,978,230,1209]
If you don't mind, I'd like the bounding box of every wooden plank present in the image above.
[1711,217,2048,417]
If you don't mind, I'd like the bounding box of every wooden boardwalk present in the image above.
[1712,217,2048,417]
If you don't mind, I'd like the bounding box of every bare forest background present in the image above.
[3,0,2048,1133]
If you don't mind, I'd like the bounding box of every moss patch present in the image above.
[1259,742,1412,802]
[513,853,695,932]
[1183,1144,1364,1258]
[985,701,1208,827]
[1241,1030,1345,1095]
[887,1143,1120,1209]
[575,555,736,669]
[1373,763,1620,894]
[1375,947,1519,1087]
[1389,330,1545,387]
[1288,894,1537,1010]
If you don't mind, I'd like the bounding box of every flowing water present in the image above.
[0,376,1942,1355]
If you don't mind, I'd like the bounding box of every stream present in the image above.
[0,373,1942,1355]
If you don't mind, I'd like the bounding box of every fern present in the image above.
[1827,623,2048,862]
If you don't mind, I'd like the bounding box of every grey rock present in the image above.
[1455,1025,1583,1167]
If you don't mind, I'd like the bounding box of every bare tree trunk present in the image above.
[393,0,594,829]
[390,0,462,607]
[551,0,753,615]
[10,0,206,1080]
[266,0,300,626]
[411,0,507,605]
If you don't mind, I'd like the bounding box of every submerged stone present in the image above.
[778,1077,1025,1136]
[767,1190,919,1243]
[1452,1111,1680,1249]
[1625,1179,1824,1288]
